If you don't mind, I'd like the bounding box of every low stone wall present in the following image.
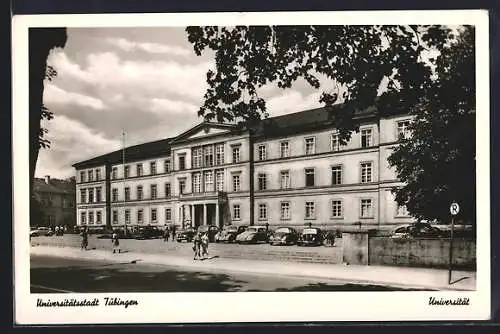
[368,237,476,270]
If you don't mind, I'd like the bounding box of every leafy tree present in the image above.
[186,25,475,223]
[29,28,67,191]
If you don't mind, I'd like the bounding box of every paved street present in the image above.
[31,254,420,293]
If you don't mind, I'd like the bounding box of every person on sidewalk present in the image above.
[80,227,88,251]
[163,227,170,242]
[193,232,202,260]
[201,232,210,259]
[171,225,177,241]
[112,230,121,254]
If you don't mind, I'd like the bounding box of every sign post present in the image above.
[448,202,460,284]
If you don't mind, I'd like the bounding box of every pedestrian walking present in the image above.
[112,230,121,254]
[163,227,170,242]
[201,232,210,259]
[193,232,202,260]
[171,225,177,241]
[80,227,88,250]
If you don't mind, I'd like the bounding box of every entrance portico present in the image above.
[180,202,220,229]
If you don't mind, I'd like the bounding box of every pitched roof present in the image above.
[33,178,75,195]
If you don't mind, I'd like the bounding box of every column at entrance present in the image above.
[191,204,195,228]
[203,204,207,226]
[215,203,220,228]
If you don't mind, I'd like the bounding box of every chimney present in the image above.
[44,175,50,184]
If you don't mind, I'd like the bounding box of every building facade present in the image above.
[32,175,76,227]
[73,107,414,232]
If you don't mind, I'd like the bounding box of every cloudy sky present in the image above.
[37,27,329,179]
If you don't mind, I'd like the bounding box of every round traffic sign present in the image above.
[450,202,460,215]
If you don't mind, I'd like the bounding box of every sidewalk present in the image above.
[30,245,476,291]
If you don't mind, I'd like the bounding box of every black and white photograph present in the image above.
[13,11,490,324]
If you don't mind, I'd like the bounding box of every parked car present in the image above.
[176,227,196,243]
[391,222,444,239]
[196,225,219,242]
[269,227,299,246]
[215,225,247,243]
[297,227,324,246]
[30,227,54,237]
[134,226,163,240]
[236,225,269,244]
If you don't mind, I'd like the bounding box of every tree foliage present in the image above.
[186,25,476,223]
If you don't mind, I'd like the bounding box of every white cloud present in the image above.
[36,115,121,178]
[148,98,198,115]
[106,37,191,56]
[266,90,324,117]
[48,50,213,101]
[44,84,108,110]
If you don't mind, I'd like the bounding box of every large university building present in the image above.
[73,107,414,232]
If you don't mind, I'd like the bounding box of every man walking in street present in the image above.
[163,226,170,242]
[201,232,210,259]
[80,227,88,251]
[112,230,121,254]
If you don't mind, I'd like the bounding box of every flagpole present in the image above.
[122,130,127,234]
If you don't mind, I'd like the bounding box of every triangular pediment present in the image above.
[171,122,236,143]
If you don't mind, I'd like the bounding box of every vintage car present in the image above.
[268,227,299,246]
[391,223,444,239]
[215,225,248,243]
[196,225,219,242]
[176,227,196,243]
[297,227,324,246]
[134,226,163,240]
[235,225,269,244]
[30,227,54,237]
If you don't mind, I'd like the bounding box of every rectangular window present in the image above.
[192,147,203,168]
[88,170,94,182]
[150,161,157,175]
[112,188,118,202]
[88,211,94,224]
[137,209,143,224]
[396,204,409,217]
[125,209,131,224]
[81,211,86,224]
[164,160,171,173]
[204,145,214,167]
[280,202,291,220]
[258,173,267,191]
[280,141,290,158]
[151,208,157,223]
[165,183,171,197]
[305,137,315,155]
[137,186,143,200]
[361,128,373,148]
[305,168,315,187]
[361,162,373,183]
[112,167,117,179]
[331,133,340,152]
[112,210,118,224]
[258,203,268,220]
[179,179,186,194]
[232,174,240,192]
[361,199,373,218]
[95,169,101,181]
[331,200,343,218]
[215,143,225,165]
[165,208,172,222]
[397,120,411,140]
[80,171,86,182]
[136,164,143,177]
[96,187,102,202]
[124,187,130,201]
[178,155,186,170]
[280,170,290,189]
[150,184,157,199]
[233,204,241,220]
[232,146,241,163]
[124,165,130,178]
[88,188,94,203]
[305,202,315,219]
[204,171,214,192]
[193,172,202,193]
[96,211,102,224]
[258,144,267,161]
[80,189,86,203]
[331,165,342,185]
[216,171,224,191]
